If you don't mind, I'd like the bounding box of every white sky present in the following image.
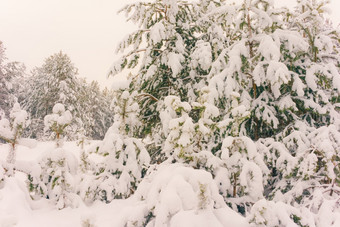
[0,0,339,88]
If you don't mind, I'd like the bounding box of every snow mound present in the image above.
[119,163,249,227]
[0,177,32,226]
[28,148,80,209]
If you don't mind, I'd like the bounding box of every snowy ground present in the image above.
[0,141,249,227]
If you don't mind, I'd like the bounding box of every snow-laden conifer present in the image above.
[44,103,72,147]
[22,52,85,139]
[79,90,150,202]
[106,0,340,223]
[28,103,80,209]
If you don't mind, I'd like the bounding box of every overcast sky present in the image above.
[1,0,339,88]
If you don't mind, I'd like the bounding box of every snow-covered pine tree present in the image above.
[22,51,84,139]
[108,0,269,213]
[0,103,29,176]
[158,92,225,172]
[107,0,340,224]
[79,90,150,203]
[44,103,72,147]
[28,103,80,209]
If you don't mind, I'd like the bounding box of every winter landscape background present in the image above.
[1,0,340,226]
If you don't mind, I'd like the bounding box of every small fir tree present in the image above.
[79,90,150,202]
[28,103,79,209]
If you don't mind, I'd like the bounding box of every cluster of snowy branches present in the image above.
[1,0,340,226]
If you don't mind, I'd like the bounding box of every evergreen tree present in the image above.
[23,51,83,139]
[104,0,340,224]
[22,51,113,140]
[28,103,80,209]
[79,90,150,203]
[44,103,73,147]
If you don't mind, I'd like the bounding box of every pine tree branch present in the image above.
[0,135,13,144]
[137,93,159,102]
[125,48,163,58]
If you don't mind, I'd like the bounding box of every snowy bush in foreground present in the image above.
[28,148,79,209]
[248,199,315,227]
[28,103,79,209]
[119,164,249,227]
[79,91,150,202]
[0,103,29,176]
[216,136,269,213]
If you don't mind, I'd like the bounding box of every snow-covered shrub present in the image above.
[159,95,222,170]
[215,136,269,213]
[28,103,79,209]
[248,199,315,227]
[254,121,340,225]
[0,103,29,176]
[44,103,72,147]
[28,148,80,209]
[78,138,93,174]
[79,90,150,203]
[118,163,249,227]
[80,127,150,202]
